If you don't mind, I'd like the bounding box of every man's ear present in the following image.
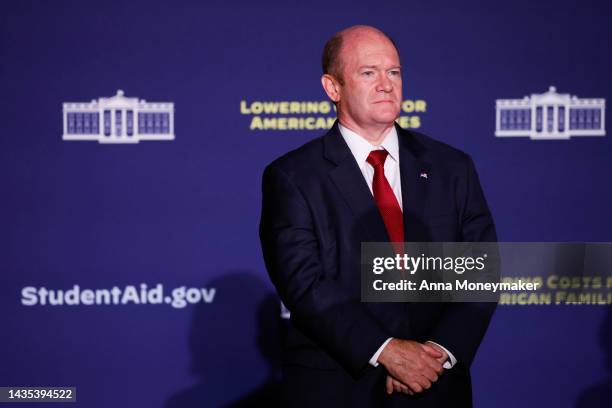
[321,74,341,103]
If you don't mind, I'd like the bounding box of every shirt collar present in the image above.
[338,123,400,166]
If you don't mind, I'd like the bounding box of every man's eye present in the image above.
[389,70,400,76]
[362,71,374,76]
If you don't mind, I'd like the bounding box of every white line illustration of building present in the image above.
[495,86,605,140]
[62,90,174,144]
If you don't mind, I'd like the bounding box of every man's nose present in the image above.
[376,74,393,92]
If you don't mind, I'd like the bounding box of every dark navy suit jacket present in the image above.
[259,121,496,407]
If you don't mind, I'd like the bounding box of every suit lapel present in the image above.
[397,125,431,241]
[324,122,390,242]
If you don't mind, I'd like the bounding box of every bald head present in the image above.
[321,25,400,84]
[319,25,403,141]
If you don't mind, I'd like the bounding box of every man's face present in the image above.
[335,32,402,129]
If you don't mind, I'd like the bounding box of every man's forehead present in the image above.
[342,36,399,64]
[340,29,398,59]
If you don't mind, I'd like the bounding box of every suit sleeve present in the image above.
[428,155,498,367]
[259,164,390,376]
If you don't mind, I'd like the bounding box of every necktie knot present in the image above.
[366,149,388,168]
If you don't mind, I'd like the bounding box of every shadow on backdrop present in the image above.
[574,306,612,408]
[164,271,285,408]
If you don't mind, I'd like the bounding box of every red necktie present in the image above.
[366,150,404,247]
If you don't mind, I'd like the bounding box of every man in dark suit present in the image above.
[259,25,496,407]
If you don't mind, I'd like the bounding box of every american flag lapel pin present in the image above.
[420,172,428,179]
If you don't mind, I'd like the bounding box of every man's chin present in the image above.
[372,112,400,125]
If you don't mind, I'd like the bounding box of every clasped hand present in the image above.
[378,339,448,395]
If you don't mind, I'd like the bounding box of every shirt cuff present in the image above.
[369,337,394,367]
[426,341,457,369]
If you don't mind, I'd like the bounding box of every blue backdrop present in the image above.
[2,0,611,406]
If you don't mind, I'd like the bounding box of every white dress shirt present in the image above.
[338,123,403,209]
[338,123,457,370]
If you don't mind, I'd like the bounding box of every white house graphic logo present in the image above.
[495,86,605,140]
[62,90,174,144]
